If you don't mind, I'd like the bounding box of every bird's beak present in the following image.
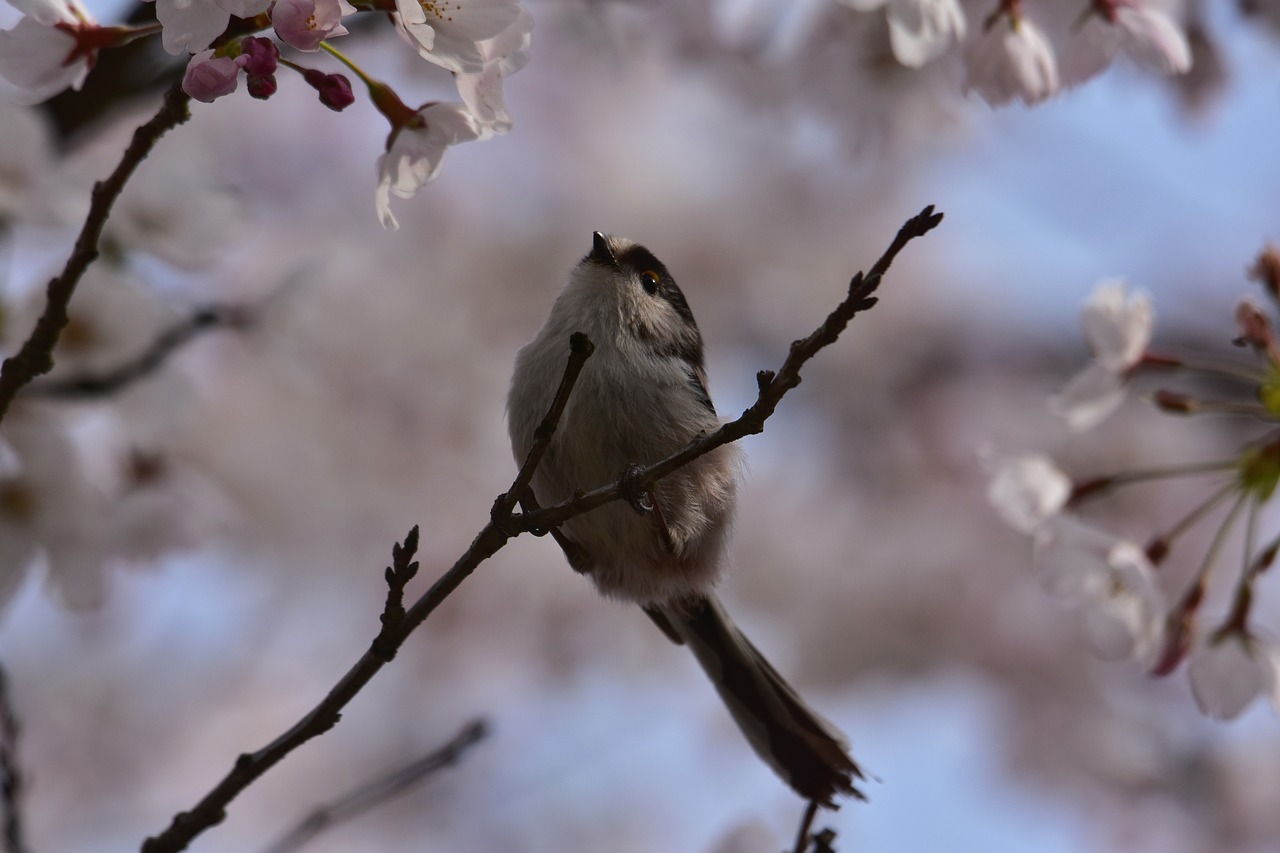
[590,231,617,267]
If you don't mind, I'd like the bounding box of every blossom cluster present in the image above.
[839,0,1191,106]
[0,0,532,227]
[989,256,1280,722]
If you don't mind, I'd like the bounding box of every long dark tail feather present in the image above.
[652,595,865,806]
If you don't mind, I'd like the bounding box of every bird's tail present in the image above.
[653,595,864,806]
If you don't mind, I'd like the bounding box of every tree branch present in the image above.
[259,718,489,853]
[23,304,249,400]
[0,665,29,853]
[139,206,942,852]
[0,81,192,424]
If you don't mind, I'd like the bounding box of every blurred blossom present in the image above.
[375,101,483,230]
[0,0,98,102]
[839,0,966,68]
[0,406,110,611]
[963,8,1058,106]
[1061,0,1192,86]
[0,100,76,224]
[393,0,525,73]
[272,0,355,51]
[103,135,243,269]
[985,452,1071,534]
[1049,279,1153,431]
[1189,630,1280,721]
[149,0,272,55]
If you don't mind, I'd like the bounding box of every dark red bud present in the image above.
[240,36,279,76]
[246,73,278,100]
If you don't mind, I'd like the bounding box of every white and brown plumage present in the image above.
[507,232,863,806]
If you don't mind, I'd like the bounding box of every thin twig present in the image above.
[0,665,29,853]
[24,304,249,399]
[259,719,489,853]
[791,799,821,853]
[139,206,942,852]
[140,334,596,853]
[492,331,595,525]
[0,82,192,424]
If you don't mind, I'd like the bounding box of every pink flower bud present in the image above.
[182,50,241,103]
[303,69,355,111]
[239,36,279,76]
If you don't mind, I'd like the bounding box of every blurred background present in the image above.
[2,0,1280,850]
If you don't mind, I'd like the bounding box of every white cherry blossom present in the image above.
[0,0,97,102]
[1033,518,1165,665]
[148,0,273,55]
[964,11,1058,106]
[1050,279,1153,431]
[375,102,483,230]
[840,0,966,68]
[393,0,524,74]
[986,452,1071,534]
[1062,1,1192,87]
[1189,629,1280,721]
[455,5,531,134]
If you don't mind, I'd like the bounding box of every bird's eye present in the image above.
[640,270,660,295]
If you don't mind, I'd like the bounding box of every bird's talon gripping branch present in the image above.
[619,463,656,514]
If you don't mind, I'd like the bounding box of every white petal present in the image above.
[1082,279,1153,370]
[1189,634,1267,721]
[155,0,230,54]
[0,19,87,102]
[1032,516,1113,604]
[987,453,1071,533]
[885,0,966,69]
[1116,6,1192,75]
[1049,362,1126,432]
[964,15,1058,107]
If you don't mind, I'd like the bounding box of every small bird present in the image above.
[507,232,862,806]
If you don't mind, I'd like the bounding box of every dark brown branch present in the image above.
[24,304,249,399]
[791,800,821,853]
[492,331,595,526]
[0,665,29,853]
[259,718,488,853]
[370,526,420,662]
[0,82,192,425]
[141,336,595,853]
[139,207,941,852]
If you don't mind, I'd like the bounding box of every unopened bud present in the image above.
[1249,244,1280,302]
[1234,300,1274,353]
[239,36,279,76]
[246,73,277,100]
[303,69,355,112]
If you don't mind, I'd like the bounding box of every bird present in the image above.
[507,231,863,806]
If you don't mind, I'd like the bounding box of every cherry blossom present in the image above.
[986,452,1071,534]
[455,5,531,134]
[272,0,355,52]
[963,9,1058,106]
[375,101,483,230]
[1062,0,1192,87]
[393,0,524,74]
[0,0,103,102]
[1033,518,1166,665]
[1188,629,1280,721]
[840,0,966,69]
[1050,279,1153,431]
[149,0,273,55]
